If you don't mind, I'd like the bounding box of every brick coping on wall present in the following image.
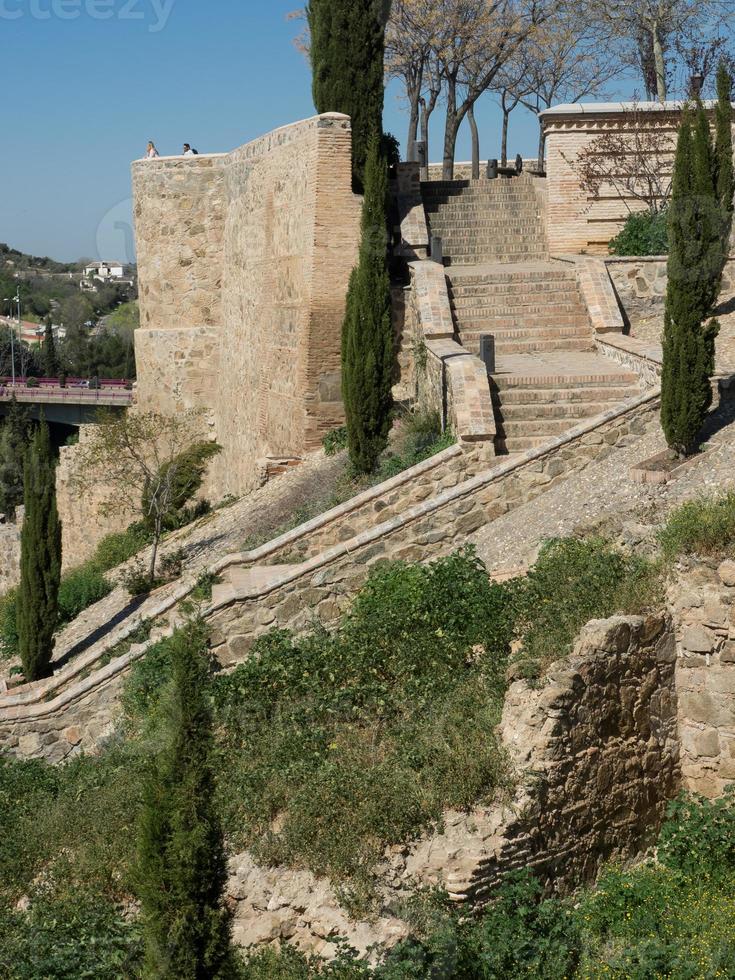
[541,100,729,119]
[0,386,660,723]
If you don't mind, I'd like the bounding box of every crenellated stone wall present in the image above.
[132,114,362,500]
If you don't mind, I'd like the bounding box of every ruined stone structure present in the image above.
[132,113,361,499]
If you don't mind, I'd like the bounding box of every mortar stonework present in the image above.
[132,115,361,500]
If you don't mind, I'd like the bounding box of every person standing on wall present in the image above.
[183,143,199,156]
[146,141,160,159]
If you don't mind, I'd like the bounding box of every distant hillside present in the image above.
[0,243,84,275]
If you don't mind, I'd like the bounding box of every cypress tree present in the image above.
[661,106,719,457]
[0,396,30,519]
[341,137,394,473]
[16,422,61,681]
[714,61,734,278]
[136,622,235,980]
[43,316,59,378]
[307,0,391,187]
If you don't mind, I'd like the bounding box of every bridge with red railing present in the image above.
[0,378,134,424]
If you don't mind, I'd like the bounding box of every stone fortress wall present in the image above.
[132,113,362,499]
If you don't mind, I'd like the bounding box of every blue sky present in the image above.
[1,0,629,261]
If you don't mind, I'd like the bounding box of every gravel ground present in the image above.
[472,397,735,575]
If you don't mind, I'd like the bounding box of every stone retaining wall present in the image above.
[226,613,680,957]
[0,516,21,595]
[671,559,735,798]
[607,257,735,322]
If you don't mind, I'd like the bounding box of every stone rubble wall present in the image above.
[226,613,680,958]
[0,518,21,595]
[607,257,735,323]
[671,558,735,797]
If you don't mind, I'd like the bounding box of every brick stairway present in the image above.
[422,176,547,266]
[419,176,647,455]
[447,262,593,358]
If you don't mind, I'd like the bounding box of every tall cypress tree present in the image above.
[0,396,30,519]
[715,61,734,279]
[135,622,235,980]
[341,137,394,473]
[661,105,720,457]
[16,422,61,681]
[307,0,391,187]
[43,316,59,378]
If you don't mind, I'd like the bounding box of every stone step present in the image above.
[448,278,576,295]
[446,253,549,265]
[498,416,607,437]
[451,299,584,316]
[429,224,544,237]
[494,434,552,453]
[495,384,643,404]
[454,311,590,329]
[447,268,575,287]
[496,400,624,421]
[445,244,548,256]
[492,371,640,390]
[437,233,548,245]
[469,337,595,356]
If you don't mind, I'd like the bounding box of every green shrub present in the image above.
[323,426,349,456]
[658,492,735,561]
[376,410,454,480]
[658,788,735,878]
[24,377,38,389]
[0,588,19,660]
[211,549,512,908]
[92,524,151,572]
[121,560,160,598]
[510,538,661,680]
[0,890,143,980]
[609,208,669,256]
[58,564,113,624]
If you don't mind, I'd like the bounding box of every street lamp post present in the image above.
[2,291,18,386]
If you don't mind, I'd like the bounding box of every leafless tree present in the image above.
[573,104,676,213]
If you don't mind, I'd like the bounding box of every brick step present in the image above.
[495,435,553,453]
[447,276,576,293]
[498,416,609,437]
[445,243,548,253]
[429,223,544,236]
[495,384,643,404]
[426,206,541,216]
[468,337,595,356]
[458,314,590,331]
[459,323,592,341]
[495,400,625,422]
[437,232,547,245]
[492,372,640,390]
[422,191,539,203]
[446,253,549,265]
[422,184,537,195]
[451,300,585,316]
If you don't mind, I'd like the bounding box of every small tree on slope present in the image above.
[43,316,59,378]
[16,422,61,681]
[341,137,394,474]
[135,622,236,980]
[307,0,391,188]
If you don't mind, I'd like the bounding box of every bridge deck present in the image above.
[0,384,133,408]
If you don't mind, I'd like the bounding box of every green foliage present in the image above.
[0,890,143,980]
[509,538,661,680]
[0,396,31,519]
[375,410,453,480]
[134,621,235,979]
[323,425,349,456]
[0,587,19,660]
[17,423,61,680]
[92,523,152,572]
[58,564,113,623]
[122,559,161,598]
[43,317,59,378]
[307,0,389,188]
[212,549,512,907]
[661,98,724,457]
[142,441,221,533]
[715,62,734,285]
[658,491,735,561]
[658,788,735,878]
[341,138,394,474]
[608,208,669,256]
